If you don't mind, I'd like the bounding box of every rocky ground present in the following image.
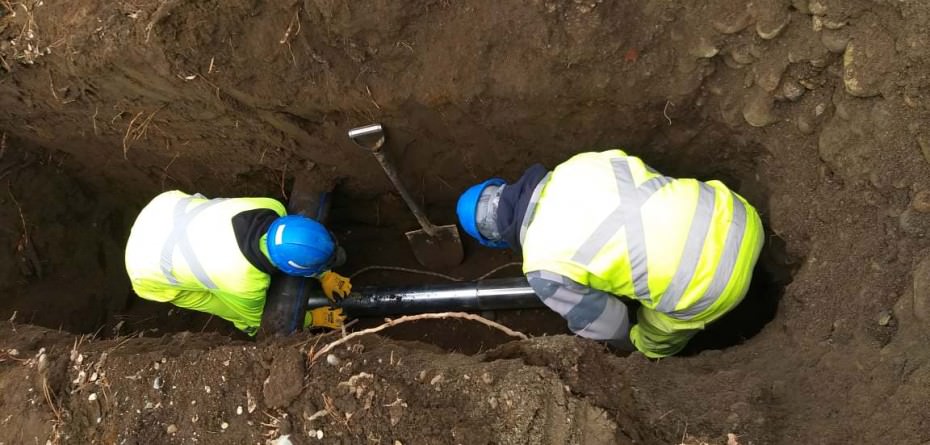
[1,0,930,443]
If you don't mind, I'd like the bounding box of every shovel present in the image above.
[348,123,464,269]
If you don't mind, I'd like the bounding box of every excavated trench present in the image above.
[1,0,930,444]
[0,122,799,356]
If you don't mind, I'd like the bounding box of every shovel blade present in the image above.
[404,225,464,270]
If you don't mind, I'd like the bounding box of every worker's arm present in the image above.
[526,270,634,351]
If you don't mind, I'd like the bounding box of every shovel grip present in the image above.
[348,124,385,152]
[370,150,438,236]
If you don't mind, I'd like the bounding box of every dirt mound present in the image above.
[1,0,930,443]
[0,324,656,444]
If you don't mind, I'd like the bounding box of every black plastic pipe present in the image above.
[306,277,544,317]
[259,177,334,338]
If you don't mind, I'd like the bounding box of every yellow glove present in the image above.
[320,271,352,301]
[304,307,346,330]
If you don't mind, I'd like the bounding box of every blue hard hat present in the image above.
[457,178,508,249]
[265,215,335,277]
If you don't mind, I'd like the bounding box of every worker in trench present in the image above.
[124,190,351,335]
[457,149,764,358]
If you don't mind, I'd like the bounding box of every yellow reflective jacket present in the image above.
[522,150,763,322]
[124,191,286,334]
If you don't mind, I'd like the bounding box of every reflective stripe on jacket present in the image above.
[124,191,286,333]
[522,150,764,322]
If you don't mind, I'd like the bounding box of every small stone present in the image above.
[899,208,930,237]
[394,441,403,445]
[743,89,777,127]
[326,354,340,366]
[417,370,427,382]
[221,422,228,430]
[821,29,850,54]
[712,8,755,34]
[688,37,719,58]
[316,430,324,440]
[757,17,789,40]
[811,58,830,68]
[843,35,895,98]
[88,393,97,402]
[822,18,846,30]
[204,385,211,394]
[808,1,827,15]
[796,115,815,135]
[811,15,823,32]
[753,0,790,41]
[488,396,499,409]
[912,191,930,213]
[724,54,747,70]
[782,80,805,101]
[271,435,293,445]
[481,372,494,384]
[153,377,163,390]
[166,424,178,434]
[815,103,827,116]
[236,406,243,415]
[429,374,444,386]
[877,310,893,326]
[729,45,755,65]
[754,60,788,93]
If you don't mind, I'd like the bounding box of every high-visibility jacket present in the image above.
[124,191,286,334]
[522,150,763,325]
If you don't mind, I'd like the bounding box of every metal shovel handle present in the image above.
[348,123,438,236]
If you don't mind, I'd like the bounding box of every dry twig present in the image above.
[121,106,164,159]
[279,9,301,68]
[349,262,521,282]
[310,312,528,362]
[474,262,521,280]
[279,161,289,202]
[7,182,26,238]
[349,265,461,281]
[91,106,98,136]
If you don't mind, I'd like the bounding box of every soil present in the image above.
[1,0,930,443]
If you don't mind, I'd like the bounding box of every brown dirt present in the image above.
[0,0,930,443]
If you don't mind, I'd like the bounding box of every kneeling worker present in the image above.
[125,190,352,335]
[457,150,763,358]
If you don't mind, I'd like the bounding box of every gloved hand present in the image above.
[304,307,346,330]
[320,271,352,301]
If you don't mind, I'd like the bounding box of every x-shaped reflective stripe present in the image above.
[568,157,748,319]
[160,197,226,289]
[570,159,671,304]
